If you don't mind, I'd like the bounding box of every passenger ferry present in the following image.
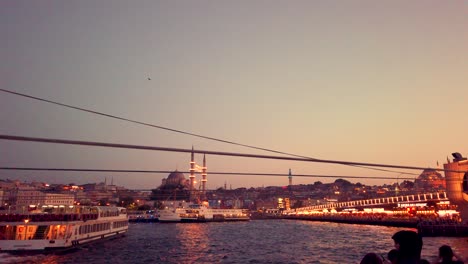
[0,206,128,253]
[158,203,249,223]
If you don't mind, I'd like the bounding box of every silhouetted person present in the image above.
[361,253,383,264]
[391,230,423,264]
[387,249,399,264]
[436,245,464,264]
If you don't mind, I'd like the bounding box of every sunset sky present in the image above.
[1,1,467,189]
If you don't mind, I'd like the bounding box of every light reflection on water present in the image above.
[177,223,210,263]
[0,220,466,263]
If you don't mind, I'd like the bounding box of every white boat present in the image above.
[158,203,249,223]
[158,207,185,222]
[0,206,128,253]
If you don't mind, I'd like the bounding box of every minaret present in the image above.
[190,146,196,193]
[201,154,207,196]
[288,168,292,186]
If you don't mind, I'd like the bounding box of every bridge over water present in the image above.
[285,192,449,215]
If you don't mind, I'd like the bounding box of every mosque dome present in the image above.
[154,170,190,200]
[164,170,187,187]
[415,169,445,190]
[417,169,443,181]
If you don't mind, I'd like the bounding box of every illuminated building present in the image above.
[15,190,74,210]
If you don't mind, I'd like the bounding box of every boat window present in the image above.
[0,225,16,240]
[46,225,58,240]
[58,225,66,239]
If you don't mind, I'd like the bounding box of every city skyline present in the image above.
[1,1,467,189]
[0,166,438,191]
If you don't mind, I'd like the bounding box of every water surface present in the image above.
[1,220,466,263]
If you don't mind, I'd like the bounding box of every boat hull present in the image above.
[0,230,127,254]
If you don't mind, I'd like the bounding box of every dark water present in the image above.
[1,220,466,263]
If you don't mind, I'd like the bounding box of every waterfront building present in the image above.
[0,179,20,189]
[74,189,91,205]
[82,190,117,205]
[81,182,112,192]
[255,198,277,211]
[14,189,74,212]
[42,193,74,206]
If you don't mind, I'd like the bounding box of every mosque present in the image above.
[414,169,445,191]
[151,147,207,202]
[159,170,189,189]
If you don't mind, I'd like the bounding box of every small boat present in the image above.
[0,206,129,253]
